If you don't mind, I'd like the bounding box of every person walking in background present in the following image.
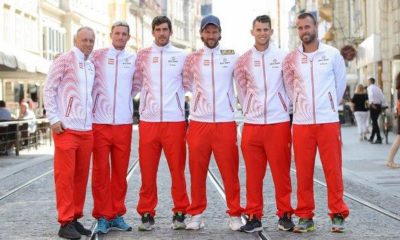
[44,27,95,240]
[351,84,369,141]
[90,21,136,234]
[386,72,400,169]
[367,77,385,144]
[183,15,243,231]
[234,15,294,233]
[133,16,189,231]
[283,12,349,233]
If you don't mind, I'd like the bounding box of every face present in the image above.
[296,16,317,44]
[201,24,221,49]
[152,23,172,47]
[75,29,95,57]
[111,26,130,50]
[251,21,273,47]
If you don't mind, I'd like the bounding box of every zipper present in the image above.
[84,62,88,128]
[245,93,253,116]
[193,92,200,112]
[278,92,288,112]
[93,93,99,113]
[227,93,234,112]
[141,92,148,114]
[328,92,336,112]
[211,52,215,122]
[112,54,119,124]
[294,93,299,113]
[261,54,267,124]
[65,97,73,117]
[160,50,163,122]
[310,59,316,124]
[176,92,184,116]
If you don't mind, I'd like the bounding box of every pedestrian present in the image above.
[351,84,369,141]
[133,16,189,231]
[0,100,13,121]
[386,72,400,169]
[234,15,294,233]
[367,77,386,144]
[43,27,95,239]
[90,21,136,234]
[183,15,244,231]
[282,12,349,233]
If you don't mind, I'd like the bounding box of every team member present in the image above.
[91,21,136,234]
[234,15,294,233]
[44,27,95,239]
[282,12,349,233]
[183,15,243,231]
[133,16,189,231]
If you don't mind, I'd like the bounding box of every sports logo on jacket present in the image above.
[108,58,115,65]
[220,57,231,68]
[203,59,210,66]
[254,60,261,67]
[153,57,159,63]
[318,55,329,65]
[269,58,281,68]
[122,58,132,68]
[168,56,178,66]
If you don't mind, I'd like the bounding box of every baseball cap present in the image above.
[200,15,221,31]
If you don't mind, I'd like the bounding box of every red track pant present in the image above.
[293,123,349,219]
[136,121,189,216]
[241,122,293,219]
[92,124,132,220]
[53,129,93,225]
[186,121,243,216]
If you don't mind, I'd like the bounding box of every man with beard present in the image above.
[282,12,349,233]
[234,15,294,233]
[183,15,243,231]
[133,16,189,231]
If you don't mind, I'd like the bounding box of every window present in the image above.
[3,5,13,44]
[42,26,65,60]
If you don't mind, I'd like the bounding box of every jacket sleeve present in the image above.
[132,51,143,97]
[333,52,347,103]
[282,53,295,102]
[182,54,193,92]
[43,56,65,125]
[233,58,247,107]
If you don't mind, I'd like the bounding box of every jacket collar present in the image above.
[251,44,273,56]
[109,45,125,55]
[72,47,89,60]
[202,44,221,54]
[297,41,326,56]
[152,42,171,52]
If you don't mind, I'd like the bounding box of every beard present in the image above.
[201,37,220,49]
[300,32,317,44]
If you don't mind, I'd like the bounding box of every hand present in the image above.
[51,121,64,134]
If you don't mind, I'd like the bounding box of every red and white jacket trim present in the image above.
[44,47,95,131]
[92,47,136,124]
[183,45,238,123]
[235,45,289,124]
[282,42,346,124]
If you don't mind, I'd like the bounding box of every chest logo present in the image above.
[203,59,210,66]
[301,57,308,64]
[254,60,261,67]
[153,57,159,63]
[108,58,115,65]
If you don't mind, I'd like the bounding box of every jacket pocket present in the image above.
[278,92,288,112]
[328,92,336,112]
[244,93,253,116]
[141,92,148,114]
[65,97,73,117]
[92,94,99,113]
[193,92,201,112]
[227,93,234,112]
[176,92,184,116]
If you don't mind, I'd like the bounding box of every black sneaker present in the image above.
[58,222,81,239]
[171,212,186,230]
[278,213,294,231]
[373,139,382,144]
[240,217,263,233]
[73,220,91,236]
[138,213,155,231]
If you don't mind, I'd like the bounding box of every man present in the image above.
[44,27,95,239]
[90,21,136,234]
[282,12,349,233]
[0,100,12,120]
[133,16,189,231]
[182,15,243,231]
[367,77,385,144]
[234,15,294,233]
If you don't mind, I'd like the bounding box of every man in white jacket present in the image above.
[283,12,349,233]
[91,21,136,234]
[44,27,95,240]
[234,15,294,233]
[183,15,243,231]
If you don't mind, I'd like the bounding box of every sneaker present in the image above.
[229,216,243,231]
[73,220,91,236]
[94,217,110,234]
[186,214,205,230]
[293,218,315,233]
[171,212,186,230]
[58,222,81,239]
[240,217,262,233]
[138,213,155,231]
[331,214,345,233]
[110,215,132,231]
[373,139,382,144]
[278,213,294,231]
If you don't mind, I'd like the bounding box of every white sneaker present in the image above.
[229,216,244,231]
[185,214,205,230]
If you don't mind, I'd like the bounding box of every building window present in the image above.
[42,26,65,60]
[3,5,13,44]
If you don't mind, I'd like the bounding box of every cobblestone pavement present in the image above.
[0,125,399,239]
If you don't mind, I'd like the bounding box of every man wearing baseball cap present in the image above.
[183,15,243,231]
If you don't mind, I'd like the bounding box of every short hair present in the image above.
[0,100,5,108]
[152,16,172,32]
[253,15,272,28]
[369,77,375,84]
[111,20,130,34]
[297,12,317,25]
[76,26,94,35]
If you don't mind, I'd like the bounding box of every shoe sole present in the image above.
[111,226,132,231]
[185,222,205,230]
[58,234,81,240]
[278,224,294,231]
[293,226,316,233]
[242,226,263,233]
[138,226,153,231]
[331,227,344,233]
